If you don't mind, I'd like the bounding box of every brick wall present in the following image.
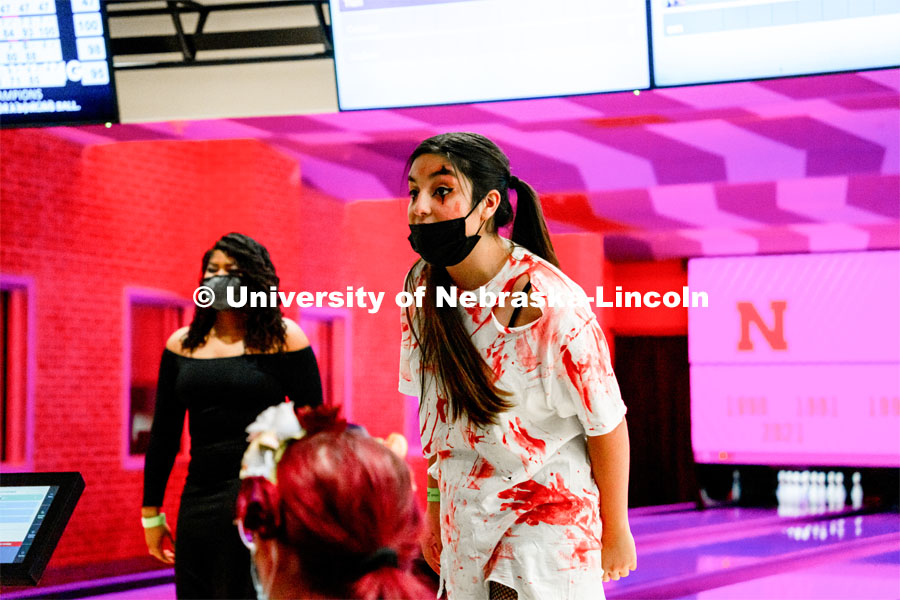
[0,129,312,568]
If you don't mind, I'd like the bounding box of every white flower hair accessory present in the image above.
[240,401,305,484]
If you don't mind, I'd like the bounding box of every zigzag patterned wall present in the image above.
[52,68,898,261]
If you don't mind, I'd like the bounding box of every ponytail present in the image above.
[508,176,559,268]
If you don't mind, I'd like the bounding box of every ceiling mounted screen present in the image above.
[1,0,119,128]
[329,0,651,110]
[650,0,900,87]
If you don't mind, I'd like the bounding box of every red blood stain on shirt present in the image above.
[483,541,514,578]
[497,475,603,569]
[465,458,495,490]
[437,449,452,460]
[462,424,486,448]
[485,337,508,379]
[421,407,438,456]
[560,342,593,413]
[509,417,546,457]
[500,276,519,295]
[462,304,482,321]
[571,536,601,567]
[515,335,539,373]
[497,474,589,527]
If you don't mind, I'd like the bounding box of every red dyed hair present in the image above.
[237,406,430,600]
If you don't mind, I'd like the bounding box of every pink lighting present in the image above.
[689,251,900,467]
[689,251,900,364]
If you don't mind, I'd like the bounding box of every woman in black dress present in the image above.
[141,232,323,599]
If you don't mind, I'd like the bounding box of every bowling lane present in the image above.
[683,550,900,600]
[606,512,899,599]
[629,505,776,537]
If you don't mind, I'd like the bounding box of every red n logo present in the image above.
[737,301,787,351]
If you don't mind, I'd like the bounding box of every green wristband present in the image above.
[427,487,440,503]
[141,513,167,529]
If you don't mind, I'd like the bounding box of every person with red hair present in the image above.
[236,403,432,600]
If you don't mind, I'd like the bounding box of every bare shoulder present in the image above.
[282,318,311,352]
[165,327,190,354]
[511,273,542,326]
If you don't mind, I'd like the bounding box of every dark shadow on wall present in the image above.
[613,335,698,508]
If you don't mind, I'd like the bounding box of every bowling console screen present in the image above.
[688,251,900,468]
[1,0,119,128]
[0,485,58,564]
[0,472,84,585]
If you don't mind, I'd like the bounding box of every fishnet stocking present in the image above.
[488,581,518,600]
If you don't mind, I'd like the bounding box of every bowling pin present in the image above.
[851,472,863,509]
[836,472,847,509]
[731,469,741,503]
[789,471,801,513]
[800,471,811,513]
[816,471,827,512]
[826,472,836,510]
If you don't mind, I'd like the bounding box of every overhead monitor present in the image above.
[650,0,900,87]
[329,0,651,110]
[0,472,85,586]
[688,251,900,468]
[1,0,119,128]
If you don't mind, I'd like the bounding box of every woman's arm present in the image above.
[141,330,187,564]
[422,455,442,575]
[587,419,636,582]
[281,318,323,408]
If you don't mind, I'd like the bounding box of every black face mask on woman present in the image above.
[407,201,486,267]
[202,274,243,311]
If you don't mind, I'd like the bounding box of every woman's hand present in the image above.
[144,522,175,565]
[600,523,636,582]
[421,500,442,574]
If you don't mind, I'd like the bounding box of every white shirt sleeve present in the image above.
[551,315,627,436]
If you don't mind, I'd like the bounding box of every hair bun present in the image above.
[294,404,347,436]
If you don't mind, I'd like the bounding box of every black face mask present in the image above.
[408,201,485,267]
[202,274,243,311]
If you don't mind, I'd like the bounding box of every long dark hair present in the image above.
[404,132,558,427]
[182,232,287,354]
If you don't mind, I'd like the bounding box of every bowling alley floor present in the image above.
[606,504,899,600]
[5,504,898,600]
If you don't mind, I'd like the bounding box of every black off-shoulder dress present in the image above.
[142,347,323,599]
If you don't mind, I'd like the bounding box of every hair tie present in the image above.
[508,174,519,188]
[357,547,399,576]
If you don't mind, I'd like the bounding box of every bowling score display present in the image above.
[0,0,119,128]
[0,472,84,585]
[688,251,900,468]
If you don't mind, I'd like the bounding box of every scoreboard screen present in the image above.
[1,0,118,128]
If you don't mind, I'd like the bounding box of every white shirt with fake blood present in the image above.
[399,241,627,600]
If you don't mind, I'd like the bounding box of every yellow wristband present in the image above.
[141,513,166,528]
